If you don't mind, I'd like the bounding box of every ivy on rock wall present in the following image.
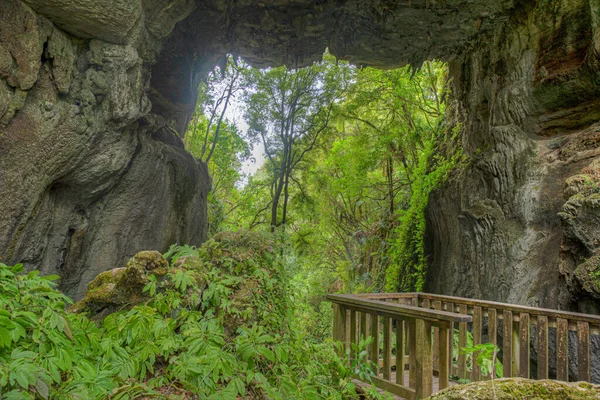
[386,123,464,292]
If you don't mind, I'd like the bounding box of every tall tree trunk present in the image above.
[387,156,394,215]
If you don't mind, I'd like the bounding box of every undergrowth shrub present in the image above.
[0,231,385,399]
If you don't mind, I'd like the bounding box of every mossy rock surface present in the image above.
[69,250,169,316]
[574,255,600,298]
[427,378,600,400]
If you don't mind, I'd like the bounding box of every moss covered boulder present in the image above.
[427,378,600,400]
[69,231,287,338]
[69,251,169,316]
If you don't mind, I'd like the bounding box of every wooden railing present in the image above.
[327,293,472,399]
[328,292,600,399]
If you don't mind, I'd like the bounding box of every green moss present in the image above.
[427,378,600,400]
[70,251,169,314]
[126,250,169,272]
[87,268,125,291]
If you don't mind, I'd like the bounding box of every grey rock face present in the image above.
[425,0,600,314]
[22,0,143,44]
[0,0,207,299]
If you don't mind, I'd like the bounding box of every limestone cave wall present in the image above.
[425,0,600,315]
[0,0,210,299]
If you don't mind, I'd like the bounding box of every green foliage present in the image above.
[0,233,383,399]
[184,57,250,235]
[241,52,353,231]
[380,62,463,292]
[385,122,464,292]
[460,343,503,379]
[210,59,460,341]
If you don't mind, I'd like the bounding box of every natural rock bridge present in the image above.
[2,0,600,316]
[328,292,600,399]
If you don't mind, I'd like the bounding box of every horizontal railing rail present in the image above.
[355,292,600,330]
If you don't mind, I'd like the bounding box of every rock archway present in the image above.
[1,0,599,310]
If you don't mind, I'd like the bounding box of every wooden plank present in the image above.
[519,313,530,378]
[432,301,442,373]
[412,293,600,325]
[472,306,482,381]
[396,319,405,385]
[370,313,380,375]
[415,319,433,399]
[350,310,358,347]
[487,308,497,380]
[458,304,467,379]
[345,309,351,354]
[577,321,590,382]
[443,302,455,376]
[353,293,417,299]
[537,315,548,380]
[383,317,392,380]
[360,312,369,363]
[556,318,568,382]
[503,310,513,377]
[333,304,346,355]
[488,309,497,347]
[366,374,416,400]
[326,295,473,323]
[438,322,450,391]
[512,313,520,377]
[408,318,417,388]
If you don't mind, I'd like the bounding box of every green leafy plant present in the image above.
[0,232,390,399]
[460,343,503,379]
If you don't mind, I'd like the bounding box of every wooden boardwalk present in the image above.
[329,292,600,399]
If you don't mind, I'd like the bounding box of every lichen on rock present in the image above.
[427,378,600,400]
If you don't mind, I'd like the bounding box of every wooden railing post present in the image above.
[333,303,347,356]
[438,321,450,391]
[472,306,482,381]
[488,308,497,380]
[396,318,405,386]
[577,321,590,382]
[537,315,548,379]
[415,318,433,399]
[349,309,358,361]
[432,301,442,372]
[383,317,392,380]
[519,313,530,378]
[503,310,513,377]
[556,318,569,381]
[408,318,417,388]
[443,301,455,376]
[370,313,380,374]
[458,304,467,379]
[360,312,369,363]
